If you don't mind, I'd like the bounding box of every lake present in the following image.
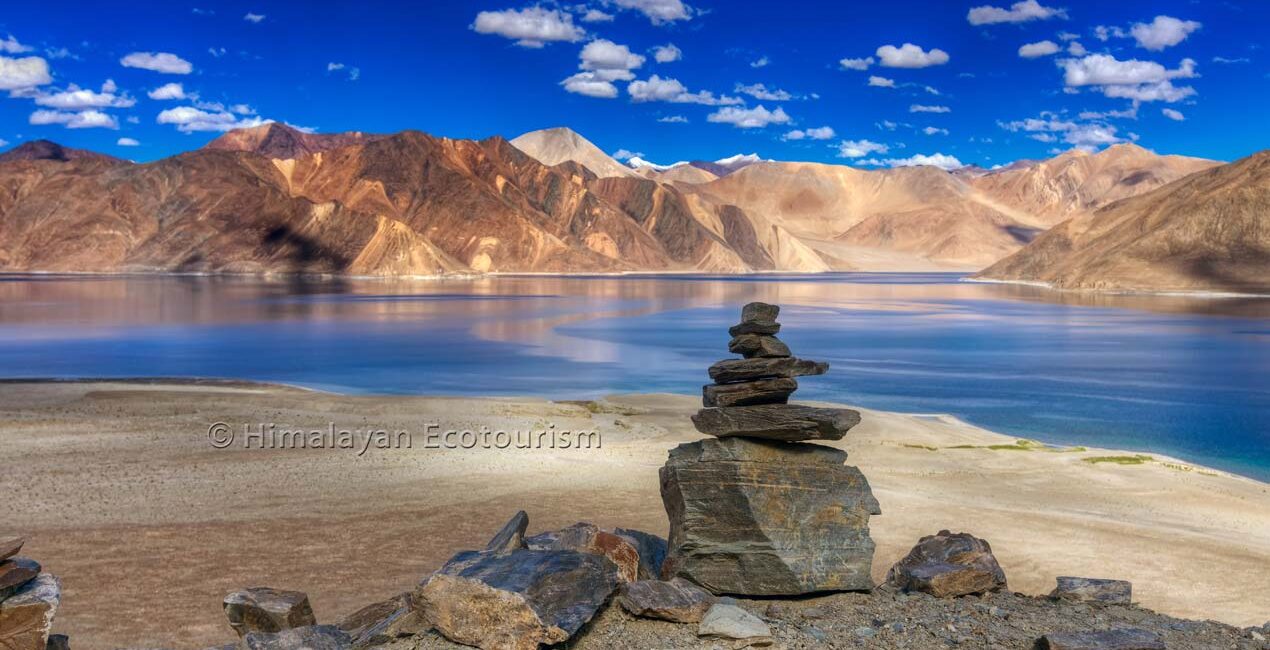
[1,272,1267,480]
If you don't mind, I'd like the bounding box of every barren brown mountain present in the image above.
[0,139,125,164]
[976,150,1270,293]
[509,127,638,179]
[205,122,383,159]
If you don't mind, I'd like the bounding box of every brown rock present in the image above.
[728,335,791,359]
[0,536,22,562]
[618,578,715,623]
[708,357,826,383]
[1050,577,1132,605]
[728,321,781,337]
[740,302,779,323]
[0,573,61,650]
[692,404,860,441]
[526,522,642,583]
[336,593,426,647]
[1037,628,1165,650]
[702,378,797,407]
[0,558,41,601]
[612,528,668,581]
[223,588,317,637]
[485,511,528,554]
[885,530,1007,598]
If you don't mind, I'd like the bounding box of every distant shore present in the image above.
[962,275,1270,299]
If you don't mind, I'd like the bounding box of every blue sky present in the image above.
[0,0,1266,167]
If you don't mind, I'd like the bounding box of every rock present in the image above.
[708,357,826,383]
[415,548,620,650]
[692,404,860,441]
[728,335,791,359]
[1037,628,1166,650]
[612,528,667,580]
[727,321,780,337]
[702,378,797,407]
[800,607,826,620]
[484,511,528,554]
[661,436,880,595]
[698,602,772,645]
[336,593,427,647]
[619,578,715,623]
[0,536,22,562]
[0,558,41,601]
[1050,577,1132,605]
[740,302,779,323]
[885,530,1007,598]
[44,634,70,650]
[526,522,642,583]
[240,626,352,650]
[224,588,317,637]
[0,573,61,650]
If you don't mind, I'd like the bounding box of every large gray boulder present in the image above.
[0,573,60,650]
[660,437,880,595]
[223,588,317,637]
[885,530,1007,598]
[692,404,860,441]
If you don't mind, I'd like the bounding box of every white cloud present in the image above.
[1018,40,1060,58]
[0,55,52,90]
[581,9,614,23]
[1161,108,1184,121]
[208,47,227,58]
[1,35,34,54]
[876,120,898,131]
[29,109,119,129]
[910,104,950,113]
[652,44,682,63]
[627,75,740,105]
[1067,41,1086,56]
[327,62,360,81]
[580,39,645,81]
[783,126,835,141]
[116,137,140,146]
[735,82,792,101]
[1079,106,1138,120]
[1130,16,1200,51]
[611,148,643,160]
[561,72,618,98]
[999,111,1127,149]
[1061,54,1196,86]
[243,12,265,23]
[836,139,889,158]
[657,115,688,123]
[471,8,584,47]
[707,105,791,129]
[1057,31,1079,41]
[839,56,874,71]
[876,43,949,68]
[120,52,193,74]
[148,82,186,100]
[0,138,8,147]
[883,153,964,170]
[967,0,1065,25]
[610,0,693,24]
[867,75,895,88]
[34,80,135,109]
[922,126,949,135]
[156,106,268,133]
[1102,80,1195,103]
[1212,56,1249,64]
[750,56,769,68]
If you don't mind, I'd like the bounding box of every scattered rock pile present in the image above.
[0,535,62,650]
[661,302,881,595]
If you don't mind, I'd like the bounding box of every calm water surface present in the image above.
[1,273,1267,480]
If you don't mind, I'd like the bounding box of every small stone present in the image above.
[728,335,791,359]
[708,357,826,383]
[526,522,643,583]
[485,511,529,554]
[1037,628,1165,650]
[335,593,426,646]
[805,627,827,642]
[1050,577,1132,605]
[891,622,906,633]
[800,608,825,620]
[45,634,70,650]
[699,603,772,644]
[223,588,317,637]
[763,603,787,619]
[692,404,860,442]
[1249,630,1265,642]
[0,558,41,601]
[740,302,779,323]
[702,378,797,407]
[885,530,1007,598]
[0,573,61,650]
[854,626,876,638]
[0,536,23,562]
[239,625,352,650]
[619,578,715,623]
[728,321,780,337]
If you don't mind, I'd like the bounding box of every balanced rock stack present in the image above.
[661,302,881,596]
[0,535,63,650]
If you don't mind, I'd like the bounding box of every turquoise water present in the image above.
[0,273,1267,480]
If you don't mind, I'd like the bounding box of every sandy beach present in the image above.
[1,380,1267,649]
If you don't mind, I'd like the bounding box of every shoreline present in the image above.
[961,275,1270,299]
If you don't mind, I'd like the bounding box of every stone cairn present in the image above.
[660,302,881,596]
[0,535,64,650]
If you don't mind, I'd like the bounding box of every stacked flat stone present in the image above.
[660,303,881,597]
[0,535,63,650]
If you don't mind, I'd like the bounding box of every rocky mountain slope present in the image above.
[205,122,383,159]
[509,127,638,179]
[975,151,1270,293]
[0,140,124,164]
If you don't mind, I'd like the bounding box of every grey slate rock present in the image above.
[0,557,41,601]
[224,588,317,637]
[692,404,861,441]
[740,302,779,323]
[698,602,773,645]
[728,321,781,336]
[1037,628,1166,650]
[336,593,427,647]
[484,510,528,554]
[702,378,797,407]
[885,530,1007,598]
[619,578,715,623]
[45,634,70,650]
[613,528,668,580]
[1050,577,1133,605]
[728,334,791,359]
[240,626,352,650]
[708,357,827,383]
[0,535,22,562]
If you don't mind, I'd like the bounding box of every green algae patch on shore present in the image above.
[1082,454,1155,465]
[942,439,1087,453]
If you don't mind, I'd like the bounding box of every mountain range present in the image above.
[0,122,1261,292]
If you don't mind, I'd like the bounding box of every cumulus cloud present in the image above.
[1101,80,1195,103]
[34,80,135,109]
[471,7,584,47]
[1,35,34,54]
[783,126,835,141]
[561,72,618,98]
[1018,40,1060,58]
[117,137,140,146]
[611,148,643,160]
[836,139,889,158]
[610,0,693,24]
[581,9,614,22]
[1161,108,1184,121]
[1061,54,1198,103]
[999,111,1127,149]
[876,43,949,68]
[157,105,268,133]
[1067,41,1086,56]
[967,0,1065,25]
[120,52,193,74]
[243,12,265,23]
[652,44,682,63]
[627,75,740,105]
[0,55,53,90]
[579,39,645,81]
[883,153,964,170]
[707,105,791,129]
[148,82,186,100]
[1130,16,1200,51]
[923,126,949,135]
[910,104,950,113]
[868,76,895,88]
[839,56,873,71]
[30,109,119,129]
[735,82,793,101]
